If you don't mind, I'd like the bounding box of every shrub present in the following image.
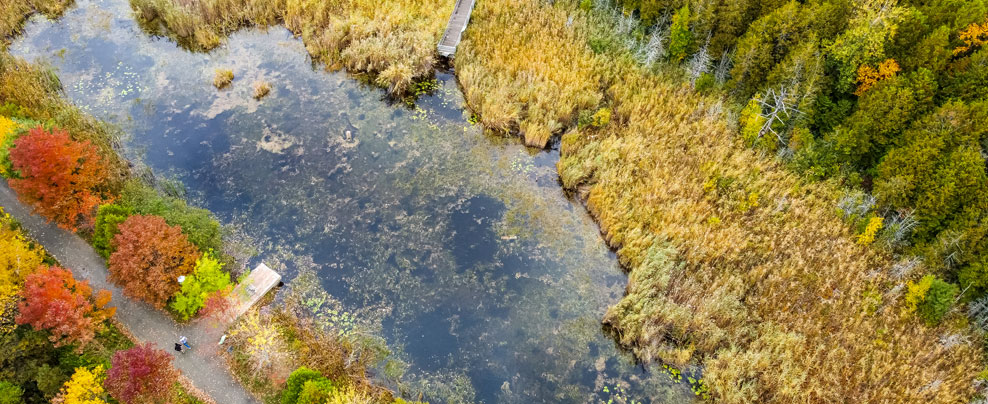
[92,204,132,259]
[104,343,177,404]
[169,251,231,320]
[118,181,223,254]
[108,215,200,309]
[282,367,324,404]
[8,126,110,230]
[917,277,959,326]
[16,266,115,350]
[297,378,338,404]
[0,381,22,404]
[213,69,234,89]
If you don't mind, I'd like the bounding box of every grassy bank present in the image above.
[128,0,451,94]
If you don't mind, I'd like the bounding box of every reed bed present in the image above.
[129,0,450,94]
[454,0,608,147]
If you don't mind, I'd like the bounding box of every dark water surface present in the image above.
[11,1,689,402]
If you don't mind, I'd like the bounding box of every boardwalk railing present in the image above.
[438,0,477,57]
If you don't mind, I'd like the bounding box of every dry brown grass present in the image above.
[129,0,451,94]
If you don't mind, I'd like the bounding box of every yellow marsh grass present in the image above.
[252,80,270,99]
[1,0,72,40]
[213,68,234,89]
[129,0,451,94]
[455,0,607,147]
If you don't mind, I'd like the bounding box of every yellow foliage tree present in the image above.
[954,19,988,56]
[856,216,884,245]
[0,207,46,333]
[854,59,900,95]
[55,365,108,404]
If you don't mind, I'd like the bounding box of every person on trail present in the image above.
[180,336,191,350]
[174,343,183,353]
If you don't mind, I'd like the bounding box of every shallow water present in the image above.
[11,1,690,402]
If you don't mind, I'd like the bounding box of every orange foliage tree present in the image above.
[104,343,177,404]
[8,126,109,230]
[16,265,115,349]
[108,215,199,309]
[854,58,900,96]
[954,18,988,56]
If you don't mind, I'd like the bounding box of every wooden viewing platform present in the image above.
[228,263,281,320]
[437,0,477,57]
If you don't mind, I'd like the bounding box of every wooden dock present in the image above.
[437,0,477,57]
[229,263,281,319]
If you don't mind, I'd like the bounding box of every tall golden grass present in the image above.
[129,0,450,94]
[0,0,73,40]
[454,0,608,147]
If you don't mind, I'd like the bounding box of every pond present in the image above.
[10,1,689,402]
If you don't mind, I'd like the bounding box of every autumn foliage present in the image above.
[108,215,199,309]
[854,58,901,96]
[8,126,110,230]
[16,266,115,350]
[104,343,177,404]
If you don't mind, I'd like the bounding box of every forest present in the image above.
[2,0,988,402]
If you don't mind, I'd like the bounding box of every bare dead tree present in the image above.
[714,48,733,84]
[755,85,802,147]
[968,295,988,330]
[686,37,712,87]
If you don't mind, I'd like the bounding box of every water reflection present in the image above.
[11,1,688,402]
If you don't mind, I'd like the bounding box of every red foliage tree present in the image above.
[8,126,110,230]
[108,215,200,309]
[104,343,177,404]
[16,265,115,349]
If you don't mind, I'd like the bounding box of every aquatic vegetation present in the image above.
[128,0,450,95]
[253,80,271,99]
[213,68,234,89]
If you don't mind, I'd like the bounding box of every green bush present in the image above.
[119,180,223,253]
[282,367,323,404]
[0,381,22,404]
[913,276,959,326]
[296,378,338,404]
[170,251,231,320]
[92,203,132,258]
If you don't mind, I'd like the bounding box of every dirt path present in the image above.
[0,183,258,404]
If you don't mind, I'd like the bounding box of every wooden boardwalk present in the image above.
[229,263,281,319]
[438,0,477,57]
